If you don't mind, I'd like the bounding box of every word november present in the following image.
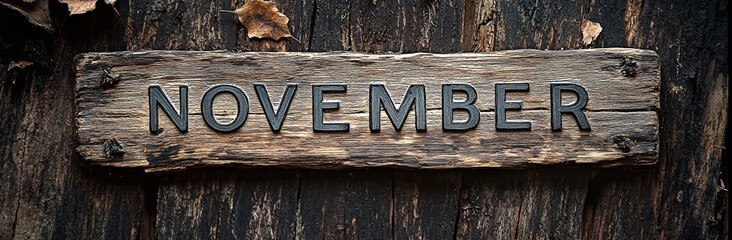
[149,83,591,133]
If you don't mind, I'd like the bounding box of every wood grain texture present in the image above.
[394,170,461,239]
[0,5,146,239]
[456,169,592,239]
[298,169,393,239]
[74,49,660,172]
[155,169,300,239]
[462,0,728,239]
[1,0,726,239]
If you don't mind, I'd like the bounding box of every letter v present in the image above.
[254,83,298,132]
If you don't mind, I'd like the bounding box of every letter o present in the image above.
[201,84,249,132]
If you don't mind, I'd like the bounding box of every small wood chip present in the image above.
[581,20,603,46]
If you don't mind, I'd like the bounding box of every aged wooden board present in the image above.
[74,48,659,172]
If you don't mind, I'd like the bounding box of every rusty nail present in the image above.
[103,138,125,158]
[100,67,120,87]
[613,135,636,152]
[620,59,637,77]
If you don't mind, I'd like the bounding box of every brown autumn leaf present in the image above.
[221,0,292,41]
[1,0,117,31]
[8,60,34,71]
[0,0,52,30]
[58,0,116,15]
[581,19,603,46]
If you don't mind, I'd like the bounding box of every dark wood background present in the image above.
[0,0,727,239]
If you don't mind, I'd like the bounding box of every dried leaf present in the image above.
[581,20,603,46]
[222,0,291,41]
[0,0,52,30]
[7,60,34,71]
[58,0,116,15]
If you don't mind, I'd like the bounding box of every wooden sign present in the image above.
[75,48,659,172]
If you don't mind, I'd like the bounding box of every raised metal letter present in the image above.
[149,85,188,133]
[254,83,297,132]
[312,84,349,132]
[369,84,426,132]
[551,83,591,131]
[495,82,531,130]
[442,84,480,131]
[201,84,249,132]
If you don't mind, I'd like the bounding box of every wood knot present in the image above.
[103,138,125,158]
[620,59,637,77]
[613,135,636,152]
[100,67,120,88]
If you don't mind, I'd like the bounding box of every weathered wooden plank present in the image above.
[74,49,659,172]
[1,0,726,238]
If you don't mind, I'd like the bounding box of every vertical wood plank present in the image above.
[298,170,393,239]
[308,0,351,51]
[156,169,300,239]
[0,3,145,239]
[456,169,591,239]
[393,170,461,239]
